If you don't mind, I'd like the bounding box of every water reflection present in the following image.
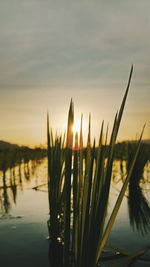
[2,175,11,214]
[112,144,150,235]
[0,148,150,237]
[48,240,63,267]
[0,148,46,216]
[127,143,150,235]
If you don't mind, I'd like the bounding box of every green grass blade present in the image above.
[64,99,74,266]
[96,125,145,263]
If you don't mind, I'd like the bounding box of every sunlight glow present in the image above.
[73,118,87,136]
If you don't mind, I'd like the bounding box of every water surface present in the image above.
[0,159,150,266]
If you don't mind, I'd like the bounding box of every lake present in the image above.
[0,158,150,267]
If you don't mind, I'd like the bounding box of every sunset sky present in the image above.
[0,0,149,147]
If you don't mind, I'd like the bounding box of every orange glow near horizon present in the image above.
[1,113,149,149]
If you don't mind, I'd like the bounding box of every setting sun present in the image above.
[72,118,87,136]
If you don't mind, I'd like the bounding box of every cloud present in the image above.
[0,0,149,88]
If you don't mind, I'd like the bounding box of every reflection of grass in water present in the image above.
[127,143,150,235]
[47,67,147,266]
[0,148,46,216]
[112,142,150,235]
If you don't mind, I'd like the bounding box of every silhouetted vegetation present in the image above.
[47,66,149,267]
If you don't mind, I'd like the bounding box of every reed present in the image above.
[47,66,145,267]
[47,113,66,240]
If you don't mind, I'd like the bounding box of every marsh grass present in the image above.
[47,66,145,267]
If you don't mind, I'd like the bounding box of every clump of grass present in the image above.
[47,66,145,267]
[47,113,66,240]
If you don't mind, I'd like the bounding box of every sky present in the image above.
[0,0,149,147]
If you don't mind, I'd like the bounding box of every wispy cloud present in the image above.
[0,0,149,87]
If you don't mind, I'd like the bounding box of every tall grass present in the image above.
[47,113,66,240]
[47,66,145,267]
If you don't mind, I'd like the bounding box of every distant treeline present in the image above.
[114,141,150,161]
[0,140,149,173]
[75,141,150,161]
[0,141,46,172]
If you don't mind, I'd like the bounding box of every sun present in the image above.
[72,118,87,136]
